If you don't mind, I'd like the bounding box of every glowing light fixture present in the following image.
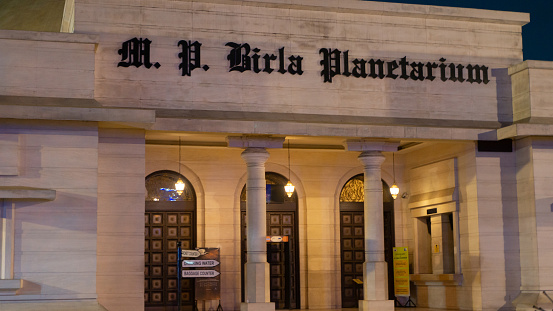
[285,139,295,198]
[390,153,399,200]
[175,136,185,195]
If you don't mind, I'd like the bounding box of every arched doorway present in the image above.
[240,172,300,309]
[339,174,395,307]
[145,170,197,311]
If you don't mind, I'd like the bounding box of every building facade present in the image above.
[0,1,552,311]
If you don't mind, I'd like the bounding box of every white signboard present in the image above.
[181,250,201,258]
[182,270,220,278]
[182,260,220,268]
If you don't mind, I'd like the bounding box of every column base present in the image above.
[244,261,271,302]
[363,261,389,300]
[358,299,395,311]
[240,302,275,311]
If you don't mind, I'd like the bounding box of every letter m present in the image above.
[466,64,490,84]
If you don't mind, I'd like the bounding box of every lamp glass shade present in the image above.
[175,178,185,195]
[285,181,295,197]
[390,183,399,200]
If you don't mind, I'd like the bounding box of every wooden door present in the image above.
[145,171,196,311]
[340,210,365,307]
[241,206,299,309]
[145,207,196,310]
[339,176,395,308]
[267,210,299,309]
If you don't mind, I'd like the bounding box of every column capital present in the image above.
[241,147,270,164]
[358,151,386,168]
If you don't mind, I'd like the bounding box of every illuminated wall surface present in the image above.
[0,1,551,311]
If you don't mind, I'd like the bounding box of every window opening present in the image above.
[146,170,195,202]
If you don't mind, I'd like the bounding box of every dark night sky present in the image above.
[369,0,553,61]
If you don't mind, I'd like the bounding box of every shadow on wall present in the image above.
[13,189,98,297]
[479,150,521,311]
[499,147,521,311]
[492,68,513,127]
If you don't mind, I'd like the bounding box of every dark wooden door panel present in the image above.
[340,211,365,308]
[241,210,299,309]
[267,211,298,309]
[145,211,195,310]
[340,209,395,307]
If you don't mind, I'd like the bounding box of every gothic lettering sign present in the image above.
[117,37,490,85]
[117,37,160,69]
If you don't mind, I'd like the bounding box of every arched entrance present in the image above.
[145,170,197,311]
[240,172,300,309]
[339,174,395,307]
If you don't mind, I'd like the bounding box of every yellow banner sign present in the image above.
[393,247,410,297]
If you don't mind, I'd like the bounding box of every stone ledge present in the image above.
[509,60,553,76]
[0,300,107,311]
[154,117,497,141]
[497,124,553,139]
[410,274,463,286]
[0,30,98,44]
[0,187,56,201]
[0,104,155,125]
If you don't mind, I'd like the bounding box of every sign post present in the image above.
[179,247,222,310]
[192,248,221,302]
[177,242,182,311]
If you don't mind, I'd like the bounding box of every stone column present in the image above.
[240,147,274,311]
[357,151,394,311]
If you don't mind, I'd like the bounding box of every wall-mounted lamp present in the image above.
[390,153,399,200]
[284,139,295,197]
[175,136,185,195]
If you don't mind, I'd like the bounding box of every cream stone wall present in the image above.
[0,30,96,99]
[510,61,553,124]
[516,138,553,291]
[396,143,494,310]
[97,128,146,311]
[0,120,99,301]
[515,138,539,291]
[530,139,553,291]
[400,142,520,311]
[75,0,527,130]
[474,149,519,310]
